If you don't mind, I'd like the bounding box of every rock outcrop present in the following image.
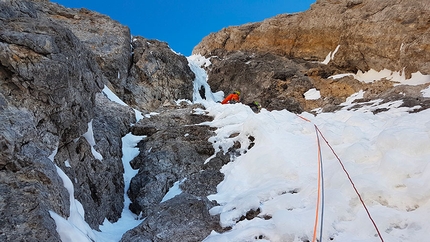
[193,0,430,113]
[193,0,430,77]
[121,104,234,241]
[0,0,198,241]
[46,5,132,99]
[121,193,223,242]
[127,105,221,215]
[203,50,430,113]
[123,37,195,111]
[0,0,105,239]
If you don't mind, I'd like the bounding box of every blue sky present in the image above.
[52,0,316,56]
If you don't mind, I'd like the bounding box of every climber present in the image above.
[221,91,241,104]
[247,101,262,113]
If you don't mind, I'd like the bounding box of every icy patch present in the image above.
[96,132,145,242]
[422,86,430,97]
[161,178,187,203]
[193,108,208,115]
[134,109,143,122]
[188,54,212,68]
[187,54,222,104]
[175,99,193,105]
[49,165,98,242]
[329,69,430,86]
[304,88,321,100]
[355,69,406,84]
[144,112,160,118]
[321,45,340,65]
[341,90,365,107]
[102,85,128,106]
[329,73,354,79]
[82,120,103,161]
[396,72,430,86]
[170,47,181,56]
[48,146,58,162]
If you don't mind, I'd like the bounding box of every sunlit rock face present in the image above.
[193,0,430,77]
[193,0,430,113]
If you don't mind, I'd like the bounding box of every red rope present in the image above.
[295,114,384,242]
[314,126,384,242]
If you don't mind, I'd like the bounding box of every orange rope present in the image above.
[295,113,384,242]
[295,114,322,242]
[315,126,384,242]
[312,124,323,242]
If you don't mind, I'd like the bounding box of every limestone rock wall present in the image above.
[0,0,105,240]
[193,0,430,77]
[0,0,196,240]
[123,37,195,111]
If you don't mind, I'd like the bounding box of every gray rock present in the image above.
[53,93,136,228]
[0,0,131,239]
[46,5,133,98]
[127,105,216,217]
[0,107,67,242]
[204,51,315,112]
[120,193,224,242]
[123,37,195,111]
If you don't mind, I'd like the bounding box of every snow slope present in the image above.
[51,54,430,242]
[189,55,430,242]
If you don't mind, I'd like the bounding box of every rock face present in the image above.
[46,5,133,99]
[193,0,430,113]
[193,0,430,77]
[0,0,104,240]
[0,0,197,241]
[203,50,430,113]
[123,37,195,111]
[205,51,317,113]
[122,104,232,241]
[127,105,220,216]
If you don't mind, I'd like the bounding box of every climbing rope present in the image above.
[312,124,324,242]
[314,125,384,242]
[296,114,384,242]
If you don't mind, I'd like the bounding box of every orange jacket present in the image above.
[221,93,240,104]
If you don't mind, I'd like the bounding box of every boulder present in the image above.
[120,193,223,242]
